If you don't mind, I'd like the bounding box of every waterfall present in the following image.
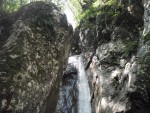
[78,55,92,113]
[56,55,91,113]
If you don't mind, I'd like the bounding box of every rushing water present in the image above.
[78,55,92,113]
[56,55,91,113]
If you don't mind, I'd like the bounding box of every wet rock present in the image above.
[56,57,78,113]
[63,64,78,79]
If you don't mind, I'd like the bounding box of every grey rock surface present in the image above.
[78,0,150,113]
[0,2,72,113]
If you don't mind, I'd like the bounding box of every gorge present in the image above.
[0,0,150,113]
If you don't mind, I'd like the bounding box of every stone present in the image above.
[0,1,72,113]
[77,0,150,112]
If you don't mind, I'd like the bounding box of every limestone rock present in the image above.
[78,0,150,113]
[0,2,72,113]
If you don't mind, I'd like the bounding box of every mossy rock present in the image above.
[123,40,138,55]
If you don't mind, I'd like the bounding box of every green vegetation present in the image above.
[2,0,20,12]
[123,40,138,55]
[0,0,57,13]
[80,6,101,21]
[1,0,28,12]
[69,0,82,18]
[77,0,124,28]
[144,32,150,43]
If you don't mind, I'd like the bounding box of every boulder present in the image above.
[0,2,72,113]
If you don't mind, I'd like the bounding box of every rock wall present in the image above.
[143,0,150,35]
[0,2,72,113]
[78,0,150,113]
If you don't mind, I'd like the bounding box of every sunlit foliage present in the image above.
[2,0,20,12]
[69,0,82,17]
[78,0,121,26]
[0,0,54,13]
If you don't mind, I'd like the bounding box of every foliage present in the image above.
[78,0,122,28]
[80,6,101,20]
[1,0,52,13]
[1,0,29,12]
[123,40,138,55]
[2,0,20,12]
[68,0,82,23]
[106,0,116,6]
[144,32,150,43]
[70,0,82,14]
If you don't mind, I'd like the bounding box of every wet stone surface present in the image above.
[56,60,78,113]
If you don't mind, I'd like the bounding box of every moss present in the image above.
[124,40,138,55]
[144,32,150,43]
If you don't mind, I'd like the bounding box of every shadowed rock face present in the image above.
[0,2,72,113]
[56,56,78,113]
[77,0,150,113]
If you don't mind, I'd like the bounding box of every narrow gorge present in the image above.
[0,0,150,113]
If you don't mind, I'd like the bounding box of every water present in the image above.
[78,55,92,113]
[56,55,91,113]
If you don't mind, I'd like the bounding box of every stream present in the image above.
[56,55,91,113]
[78,55,92,113]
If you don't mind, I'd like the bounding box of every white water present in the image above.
[67,55,92,113]
[78,55,92,113]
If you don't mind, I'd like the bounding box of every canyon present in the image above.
[0,0,150,113]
